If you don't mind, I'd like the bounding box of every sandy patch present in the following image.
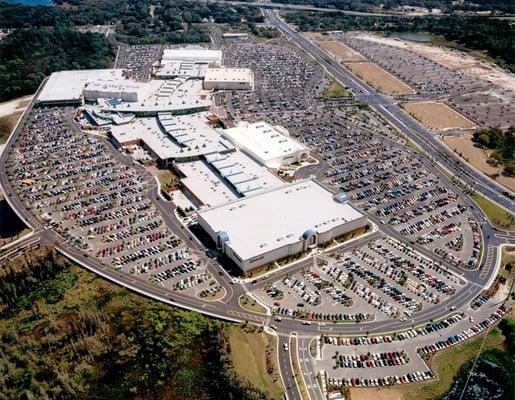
[0,95,32,118]
[345,62,416,95]
[0,95,32,145]
[352,32,515,91]
[442,134,515,192]
[316,40,366,62]
[350,387,403,400]
[402,101,476,131]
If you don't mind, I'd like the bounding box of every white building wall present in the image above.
[198,213,368,273]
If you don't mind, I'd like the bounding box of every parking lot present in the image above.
[318,301,507,388]
[251,235,463,323]
[290,107,481,269]
[215,40,483,274]
[115,44,163,81]
[4,107,218,294]
[216,40,324,126]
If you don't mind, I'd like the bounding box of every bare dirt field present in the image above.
[316,40,366,62]
[401,101,476,131]
[353,32,515,91]
[350,387,402,400]
[345,62,416,95]
[442,134,515,192]
[0,95,32,144]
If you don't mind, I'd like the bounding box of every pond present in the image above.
[0,199,26,238]
[396,33,432,43]
[5,0,53,5]
[442,351,513,400]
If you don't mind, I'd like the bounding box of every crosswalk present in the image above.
[226,309,266,324]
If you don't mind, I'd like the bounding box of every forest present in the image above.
[0,248,268,399]
[271,0,515,13]
[0,0,264,101]
[285,13,515,72]
[0,0,263,31]
[472,126,515,176]
[0,25,115,102]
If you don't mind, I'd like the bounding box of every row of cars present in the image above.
[272,306,373,322]
[328,370,435,388]
[418,304,507,355]
[322,313,464,347]
[334,351,409,369]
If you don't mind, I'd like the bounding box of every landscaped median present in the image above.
[469,192,515,231]
[290,334,310,400]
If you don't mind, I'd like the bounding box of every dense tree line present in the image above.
[0,25,115,102]
[286,13,515,72]
[0,249,269,399]
[0,0,266,100]
[271,0,514,13]
[0,0,262,33]
[499,318,515,356]
[0,248,73,315]
[472,126,515,176]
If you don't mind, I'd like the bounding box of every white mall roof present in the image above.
[204,68,253,83]
[98,78,210,113]
[177,151,283,206]
[162,48,222,64]
[222,121,308,166]
[155,61,207,78]
[205,151,283,195]
[37,69,125,103]
[178,160,240,207]
[198,179,364,261]
[84,80,143,92]
[109,113,234,160]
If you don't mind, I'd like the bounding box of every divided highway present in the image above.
[262,8,515,212]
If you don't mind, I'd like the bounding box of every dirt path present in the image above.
[0,95,32,118]
[0,95,33,144]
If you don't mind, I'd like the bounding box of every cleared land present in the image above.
[345,62,416,95]
[0,95,31,144]
[353,32,515,91]
[470,193,515,232]
[442,134,515,192]
[227,325,284,400]
[401,101,476,131]
[316,40,365,62]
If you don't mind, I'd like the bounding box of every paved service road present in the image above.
[277,333,303,400]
